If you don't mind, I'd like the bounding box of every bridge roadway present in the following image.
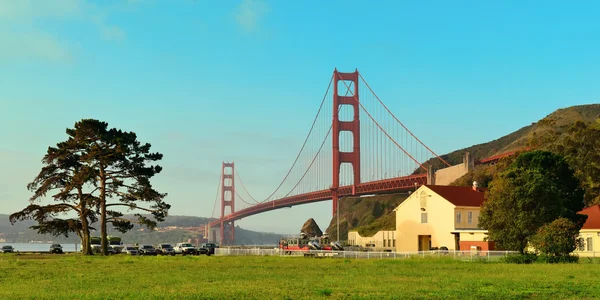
[208,173,427,227]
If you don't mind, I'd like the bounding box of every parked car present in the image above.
[49,244,64,254]
[138,244,158,256]
[201,243,218,256]
[123,246,139,255]
[157,244,175,256]
[174,243,202,255]
[1,245,15,253]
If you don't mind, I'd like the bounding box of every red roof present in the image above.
[579,205,600,230]
[425,185,486,207]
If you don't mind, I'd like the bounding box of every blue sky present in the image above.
[1,0,599,234]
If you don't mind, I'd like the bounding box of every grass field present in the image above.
[1,254,600,299]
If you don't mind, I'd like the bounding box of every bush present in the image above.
[530,218,584,257]
[502,253,538,264]
[538,254,579,264]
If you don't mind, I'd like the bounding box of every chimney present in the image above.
[472,181,479,191]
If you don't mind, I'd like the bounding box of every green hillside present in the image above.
[331,104,600,240]
[325,193,409,241]
[417,104,600,173]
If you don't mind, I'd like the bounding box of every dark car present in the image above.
[201,243,218,256]
[1,245,15,253]
[139,244,158,256]
[50,244,64,254]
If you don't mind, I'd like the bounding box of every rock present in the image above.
[301,218,323,237]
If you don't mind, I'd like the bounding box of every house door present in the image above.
[418,235,431,251]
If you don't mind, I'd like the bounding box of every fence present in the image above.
[214,248,520,261]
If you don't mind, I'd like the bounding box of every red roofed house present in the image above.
[394,183,494,252]
[575,205,600,257]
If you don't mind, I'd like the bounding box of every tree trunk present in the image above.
[81,213,93,255]
[100,167,108,256]
[78,187,93,255]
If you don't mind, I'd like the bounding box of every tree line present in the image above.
[9,119,170,255]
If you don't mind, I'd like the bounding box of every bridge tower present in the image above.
[332,69,361,215]
[220,162,235,245]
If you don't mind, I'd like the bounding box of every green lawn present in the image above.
[1,254,599,299]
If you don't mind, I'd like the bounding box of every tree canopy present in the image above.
[530,217,583,259]
[10,119,170,255]
[550,120,600,206]
[479,150,586,253]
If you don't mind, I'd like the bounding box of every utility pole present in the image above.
[336,198,340,242]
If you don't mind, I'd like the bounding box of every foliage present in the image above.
[547,120,600,206]
[9,135,100,255]
[502,253,538,264]
[2,255,600,299]
[450,154,517,188]
[538,254,580,264]
[479,150,586,253]
[530,218,584,259]
[9,119,170,255]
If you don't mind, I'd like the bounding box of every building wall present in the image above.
[434,152,474,186]
[454,207,481,229]
[458,231,495,250]
[575,229,600,257]
[395,187,457,252]
[435,164,469,186]
[347,230,396,249]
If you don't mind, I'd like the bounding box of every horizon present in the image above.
[2,0,600,235]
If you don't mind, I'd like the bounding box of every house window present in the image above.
[587,237,593,251]
[421,213,428,223]
[383,240,387,247]
[393,239,396,247]
[578,238,585,251]
[468,212,473,224]
[456,212,462,224]
[420,191,427,208]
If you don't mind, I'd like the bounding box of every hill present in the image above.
[0,214,283,245]
[331,104,600,240]
[417,104,600,172]
[325,193,409,241]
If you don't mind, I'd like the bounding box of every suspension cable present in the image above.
[283,124,333,198]
[260,75,334,202]
[211,171,222,218]
[358,73,451,167]
[235,168,259,203]
[235,190,259,206]
[338,74,428,171]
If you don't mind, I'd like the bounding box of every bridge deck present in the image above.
[209,174,427,227]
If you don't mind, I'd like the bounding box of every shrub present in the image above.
[530,217,584,258]
[502,253,538,264]
[537,254,579,264]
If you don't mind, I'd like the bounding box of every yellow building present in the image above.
[575,205,600,257]
[347,230,396,251]
[394,184,493,252]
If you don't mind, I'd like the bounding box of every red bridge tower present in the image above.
[332,69,361,215]
[220,162,235,245]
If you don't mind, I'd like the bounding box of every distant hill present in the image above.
[0,214,283,245]
[331,104,600,240]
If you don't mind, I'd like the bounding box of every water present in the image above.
[0,243,79,252]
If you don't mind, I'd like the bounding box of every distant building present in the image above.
[347,230,396,251]
[394,183,492,252]
[575,205,600,257]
